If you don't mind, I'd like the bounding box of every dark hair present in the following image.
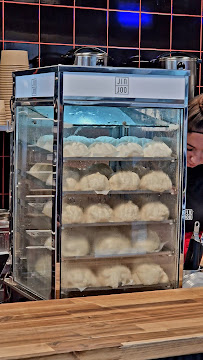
[188,94,203,133]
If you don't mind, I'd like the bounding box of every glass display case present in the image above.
[11,66,189,300]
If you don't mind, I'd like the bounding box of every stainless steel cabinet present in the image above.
[11,66,189,299]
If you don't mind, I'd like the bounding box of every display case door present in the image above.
[60,103,185,297]
[13,105,56,299]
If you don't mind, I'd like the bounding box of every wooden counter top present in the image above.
[0,288,203,360]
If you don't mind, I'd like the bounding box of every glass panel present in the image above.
[13,106,55,299]
[60,105,183,297]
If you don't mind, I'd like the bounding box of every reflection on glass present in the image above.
[60,105,182,296]
[13,106,54,299]
[12,103,182,298]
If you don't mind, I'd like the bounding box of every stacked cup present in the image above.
[0,50,29,124]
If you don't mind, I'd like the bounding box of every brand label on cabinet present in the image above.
[63,72,186,100]
[31,78,37,97]
[115,77,129,95]
[15,73,55,99]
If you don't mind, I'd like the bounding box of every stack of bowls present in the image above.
[0,100,6,126]
[0,50,29,124]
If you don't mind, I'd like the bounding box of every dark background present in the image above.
[0,0,203,208]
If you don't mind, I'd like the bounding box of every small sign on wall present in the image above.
[185,209,194,221]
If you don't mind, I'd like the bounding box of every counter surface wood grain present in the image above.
[0,287,203,360]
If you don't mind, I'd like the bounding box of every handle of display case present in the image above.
[9,96,15,133]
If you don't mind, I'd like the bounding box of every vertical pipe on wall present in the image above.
[38,0,41,67]
[73,0,75,49]
[169,0,173,54]
[106,0,109,55]
[138,0,141,68]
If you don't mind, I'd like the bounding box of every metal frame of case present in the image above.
[10,66,189,300]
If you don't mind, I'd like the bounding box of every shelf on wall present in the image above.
[0,125,9,132]
[0,123,13,132]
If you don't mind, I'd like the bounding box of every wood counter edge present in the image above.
[1,335,203,360]
[1,287,203,360]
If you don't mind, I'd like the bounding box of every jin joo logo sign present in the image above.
[115,77,129,95]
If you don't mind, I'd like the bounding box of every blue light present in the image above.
[141,13,153,27]
[117,2,153,28]
[117,11,139,28]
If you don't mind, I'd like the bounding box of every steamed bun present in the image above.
[143,142,172,157]
[109,171,140,190]
[139,202,170,221]
[113,201,139,222]
[63,142,89,157]
[116,143,143,157]
[94,136,117,146]
[46,166,80,189]
[63,167,80,191]
[43,200,84,224]
[44,229,90,257]
[78,172,109,191]
[64,136,91,146]
[94,232,131,255]
[132,263,169,285]
[89,143,117,157]
[84,203,113,223]
[62,204,83,224]
[61,264,97,289]
[132,272,142,285]
[131,229,161,253]
[64,177,78,191]
[140,171,172,192]
[98,265,132,288]
[61,230,90,257]
[118,136,139,144]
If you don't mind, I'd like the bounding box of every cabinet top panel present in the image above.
[14,65,190,105]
